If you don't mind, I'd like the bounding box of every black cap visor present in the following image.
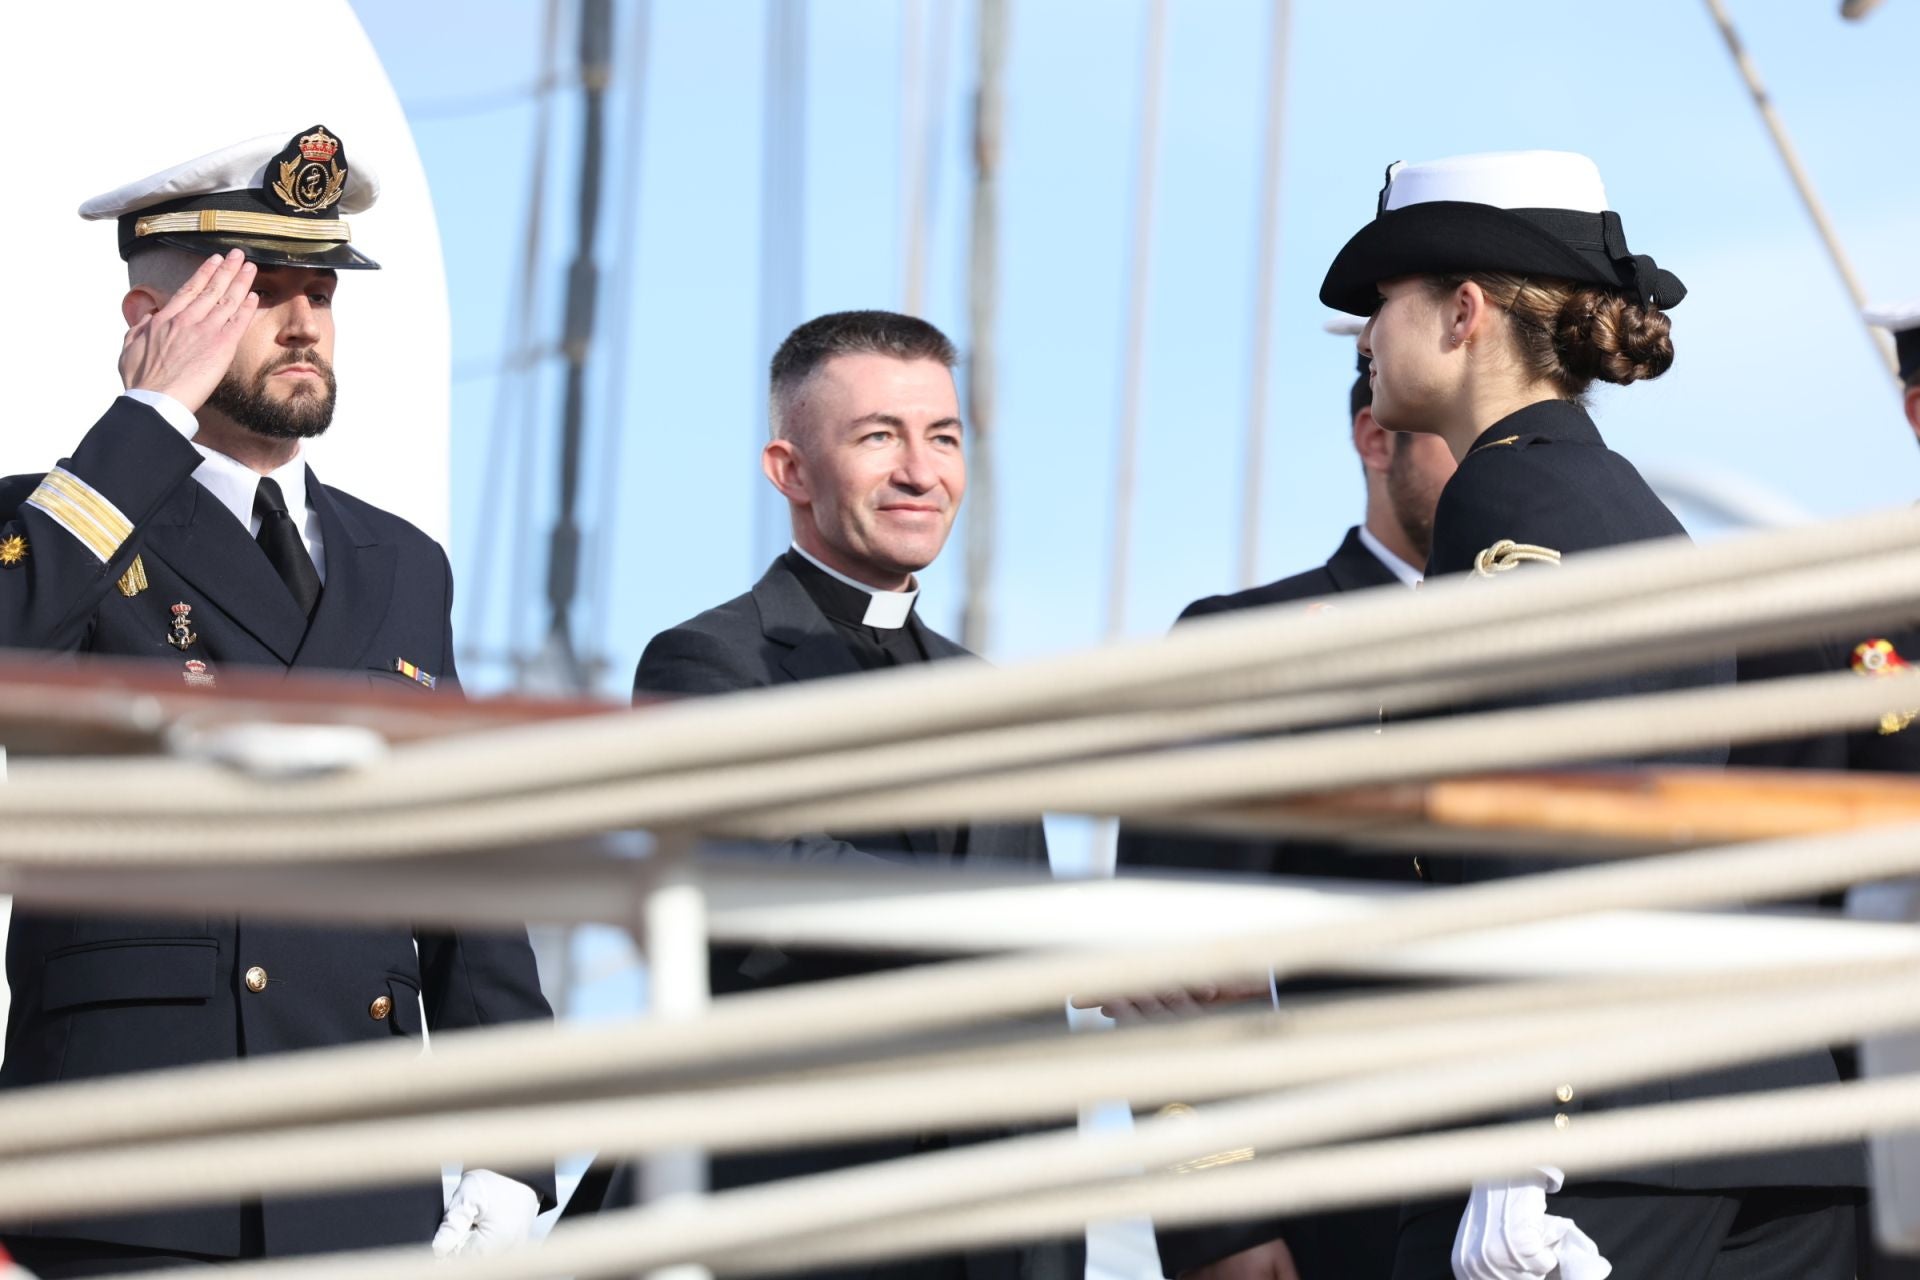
[1319,202,1681,316]
[138,231,379,271]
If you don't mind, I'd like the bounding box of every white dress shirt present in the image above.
[121,389,327,584]
[1357,523,1422,587]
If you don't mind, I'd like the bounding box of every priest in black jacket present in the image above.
[634,310,1079,1280]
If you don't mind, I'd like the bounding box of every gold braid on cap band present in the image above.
[134,211,351,242]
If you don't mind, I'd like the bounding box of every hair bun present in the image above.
[1556,288,1673,386]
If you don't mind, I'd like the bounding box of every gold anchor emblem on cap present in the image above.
[167,601,198,651]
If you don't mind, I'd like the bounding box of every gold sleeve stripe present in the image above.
[24,467,134,564]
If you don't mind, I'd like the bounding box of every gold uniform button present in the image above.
[243,966,268,993]
[1553,1112,1572,1131]
[1555,1084,1575,1104]
[369,994,393,1021]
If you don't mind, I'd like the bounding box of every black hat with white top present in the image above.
[79,125,380,270]
[1320,150,1684,317]
[1865,302,1920,383]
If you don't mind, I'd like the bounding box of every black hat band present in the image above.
[1506,208,1684,311]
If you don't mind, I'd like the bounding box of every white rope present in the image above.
[12,505,1920,829]
[12,958,1914,1222]
[723,669,1917,836]
[0,951,1857,1159]
[10,819,1920,1170]
[0,666,1913,865]
[136,981,1920,1280]
[723,1074,1920,1275]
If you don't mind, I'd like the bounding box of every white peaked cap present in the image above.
[80,130,380,221]
[1865,300,1920,380]
[1864,301,1920,334]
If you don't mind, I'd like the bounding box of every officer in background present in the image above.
[1184,324,1455,617]
[1731,301,1920,1280]
[1733,301,1920,779]
[0,129,553,1273]
[1113,327,1455,1280]
[634,310,1081,1280]
[1120,320,1455,886]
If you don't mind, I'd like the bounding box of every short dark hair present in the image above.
[769,311,957,440]
[1348,360,1373,423]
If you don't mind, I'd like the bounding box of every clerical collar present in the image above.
[789,544,919,628]
[1357,524,1423,587]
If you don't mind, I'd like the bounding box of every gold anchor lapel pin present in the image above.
[167,601,198,651]
[117,555,148,597]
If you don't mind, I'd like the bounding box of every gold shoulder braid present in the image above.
[116,554,148,598]
[1473,539,1562,577]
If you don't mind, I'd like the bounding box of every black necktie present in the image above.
[253,477,321,618]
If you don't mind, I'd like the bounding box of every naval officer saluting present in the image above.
[0,129,554,1273]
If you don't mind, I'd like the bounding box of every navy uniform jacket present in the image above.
[634,556,1080,1280]
[1732,631,1920,777]
[1120,525,1418,885]
[1420,398,1857,1192]
[0,398,555,1257]
[1183,524,1403,619]
[1119,527,1415,1280]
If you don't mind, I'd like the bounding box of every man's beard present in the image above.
[204,349,337,441]
[1386,438,1437,563]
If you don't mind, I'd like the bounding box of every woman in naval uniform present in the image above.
[1318,151,1861,1280]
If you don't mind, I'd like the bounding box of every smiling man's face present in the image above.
[767,352,966,590]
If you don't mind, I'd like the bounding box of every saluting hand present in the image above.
[118,249,258,412]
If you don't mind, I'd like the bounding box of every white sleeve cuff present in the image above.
[121,389,199,438]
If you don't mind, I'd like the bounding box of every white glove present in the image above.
[1451,1167,1611,1280]
[431,1169,541,1257]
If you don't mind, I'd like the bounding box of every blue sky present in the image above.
[353,0,1920,697]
